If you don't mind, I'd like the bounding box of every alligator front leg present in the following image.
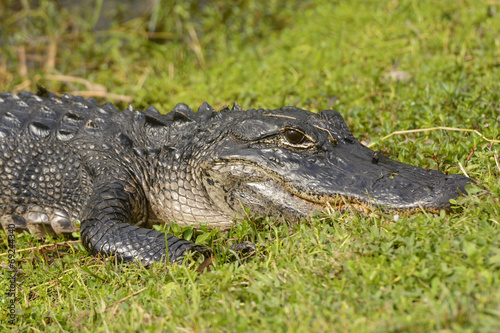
[79,182,209,266]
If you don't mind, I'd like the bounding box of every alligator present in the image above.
[0,90,472,266]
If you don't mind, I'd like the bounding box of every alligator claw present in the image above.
[169,241,212,264]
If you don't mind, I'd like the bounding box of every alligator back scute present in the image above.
[0,92,36,138]
[0,91,110,237]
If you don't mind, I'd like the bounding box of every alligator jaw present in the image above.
[202,156,472,224]
[197,107,473,223]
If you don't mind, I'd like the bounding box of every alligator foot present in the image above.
[79,176,211,267]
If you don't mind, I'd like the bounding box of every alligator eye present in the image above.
[283,129,306,144]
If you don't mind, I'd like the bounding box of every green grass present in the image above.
[1,0,500,331]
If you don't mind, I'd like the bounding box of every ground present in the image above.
[0,0,499,331]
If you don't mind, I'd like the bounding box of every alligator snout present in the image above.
[415,173,471,210]
[366,168,472,212]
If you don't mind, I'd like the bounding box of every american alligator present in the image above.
[0,90,472,266]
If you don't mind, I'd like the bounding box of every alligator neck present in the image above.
[145,158,234,229]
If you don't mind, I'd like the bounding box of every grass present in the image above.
[1,0,500,331]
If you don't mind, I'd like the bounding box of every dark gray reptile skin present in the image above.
[0,91,210,265]
[0,90,472,266]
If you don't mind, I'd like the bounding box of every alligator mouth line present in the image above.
[286,184,450,215]
[292,193,374,215]
[285,189,448,218]
[244,165,408,215]
[213,160,427,217]
[286,188,416,216]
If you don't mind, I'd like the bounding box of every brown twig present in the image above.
[367,126,500,148]
[186,23,205,68]
[107,287,147,315]
[45,74,101,91]
[45,75,132,102]
[494,151,500,174]
[0,240,81,257]
[458,162,469,178]
[18,45,28,79]
[68,90,132,103]
[45,39,57,73]
[196,254,214,274]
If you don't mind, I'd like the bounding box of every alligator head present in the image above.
[185,105,472,225]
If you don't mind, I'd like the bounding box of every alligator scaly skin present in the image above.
[0,90,472,266]
[0,91,213,265]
